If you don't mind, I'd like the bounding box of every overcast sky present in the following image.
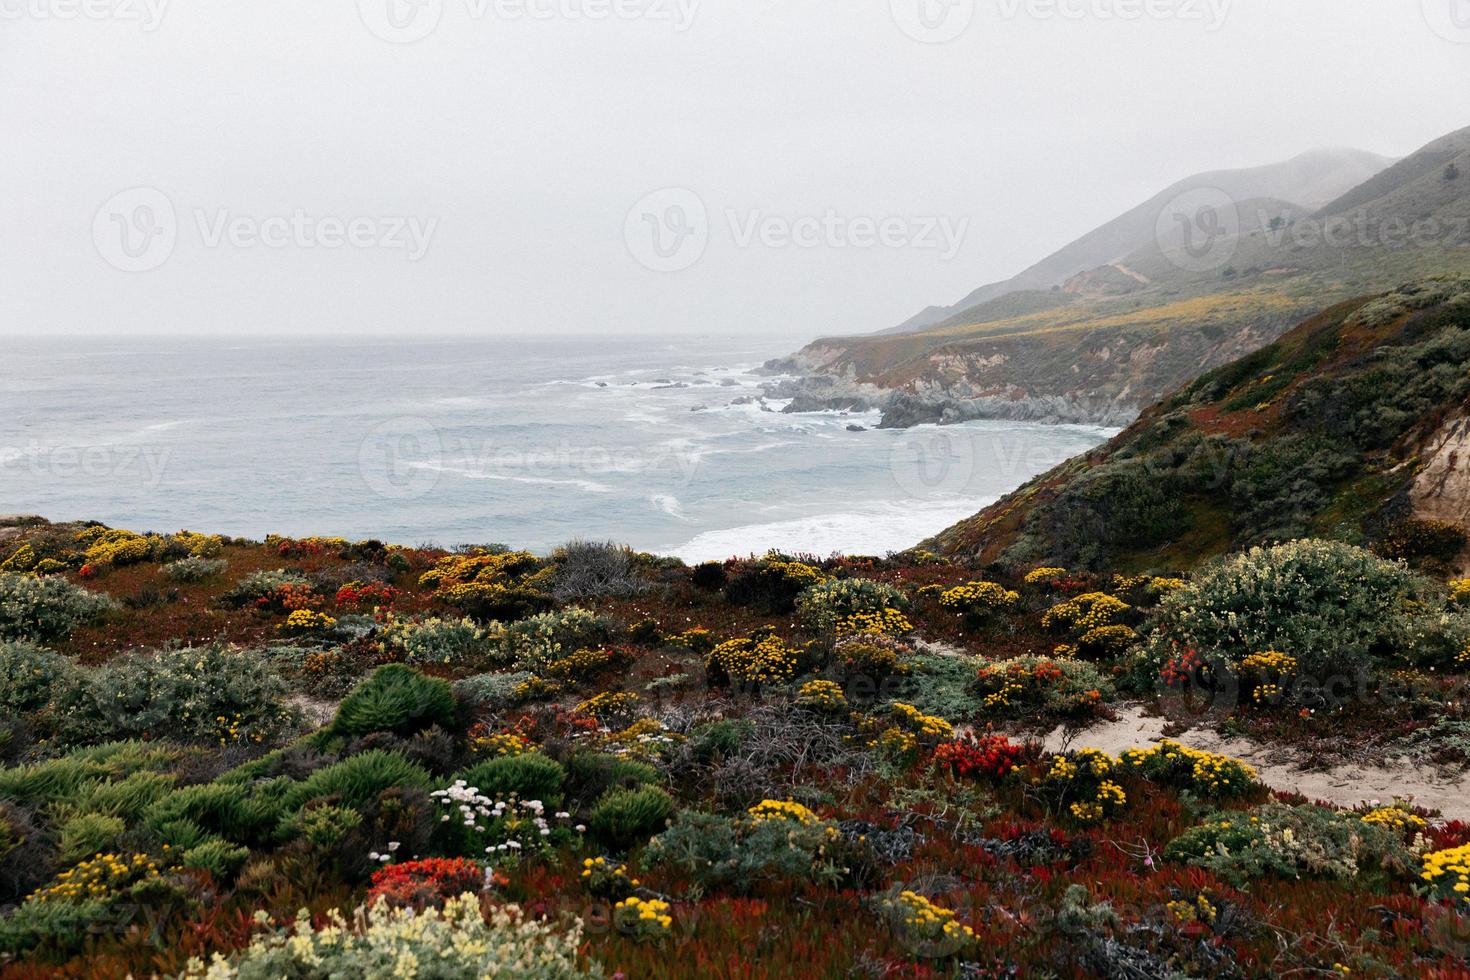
[2,0,1466,343]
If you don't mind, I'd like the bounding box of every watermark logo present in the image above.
[0,0,170,30]
[93,187,177,273]
[358,417,445,500]
[1423,0,1470,43]
[889,428,976,499]
[0,441,172,489]
[890,0,974,43]
[625,188,709,273]
[359,0,699,43]
[93,188,439,272]
[625,189,970,272]
[995,0,1231,29]
[1155,186,1239,273]
[358,0,443,43]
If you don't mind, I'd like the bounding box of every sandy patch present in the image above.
[1041,703,1470,822]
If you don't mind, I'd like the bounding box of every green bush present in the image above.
[1142,540,1443,680]
[57,812,125,864]
[452,671,535,710]
[381,617,493,667]
[146,781,283,847]
[0,758,109,806]
[499,608,610,672]
[588,785,673,848]
[0,642,81,716]
[455,753,565,805]
[0,573,115,643]
[643,809,847,892]
[181,838,251,879]
[563,752,660,806]
[163,557,229,583]
[331,665,456,737]
[283,750,431,813]
[1164,803,1416,886]
[222,569,311,607]
[60,645,300,748]
[796,577,906,634]
[723,554,824,614]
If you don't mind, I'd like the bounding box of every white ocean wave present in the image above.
[663,497,998,564]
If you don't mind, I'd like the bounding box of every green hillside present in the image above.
[921,278,1470,572]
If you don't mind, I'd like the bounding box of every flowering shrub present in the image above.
[833,635,909,686]
[180,894,597,979]
[1120,741,1258,799]
[835,608,913,638]
[0,572,115,643]
[61,645,299,748]
[581,856,637,899]
[0,641,82,715]
[1361,803,1427,838]
[380,615,491,665]
[222,569,312,609]
[574,691,640,725]
[939,581,1019,623]
[1164,803,1417,886]
[615,896,673,941]
[1144,540,1442,680]
[163,556,228,582]
[887,702,953,740]
[0,848,186,957]
[796,680,848,713]
[879,890,975,958]
[366,857,484,909]
[1421,843,1470,907]
[429,780,580,863]
[664,626,717,653]
[1042,592,1131,635]
[501,607,611,672]
[467,722,531,758]
[723,552,826,613]
[1039,749,1128,824]
[972,656,1111,719]
[706,635,803,688]
[278,609,337,634]
[930,735,1022,780]
[644,809,845,892]
[545,646,634,681]
[335,581,398,608]
[79,528,153,567]
[1238,650,1299,707]
[419,549,541,590]
[748,799,821,825]
[796,577,907,635]
[1024,567,1069,586]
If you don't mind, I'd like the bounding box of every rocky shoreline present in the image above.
[755,361,1140,429]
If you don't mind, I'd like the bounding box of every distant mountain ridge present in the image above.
[887,146,1397,335]
[918,277,1470,575]
[766,125,1470,430]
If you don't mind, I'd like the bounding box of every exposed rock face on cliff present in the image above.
[916,278,1470,574]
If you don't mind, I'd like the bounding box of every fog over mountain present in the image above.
[2,1,1467,338]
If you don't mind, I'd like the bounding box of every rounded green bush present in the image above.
[0,574,115,643]
[588,785,674,849]
[1144,539,1445,680]
[455,753,565,805]
[331,665,456,737]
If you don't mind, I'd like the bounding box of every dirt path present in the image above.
[1041,703,1470,822]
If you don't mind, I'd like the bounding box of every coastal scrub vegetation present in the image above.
[1,518,1470,977]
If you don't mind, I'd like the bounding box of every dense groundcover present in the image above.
[1,521,1469,977]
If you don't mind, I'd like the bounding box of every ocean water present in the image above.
[1,336,1113,561]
